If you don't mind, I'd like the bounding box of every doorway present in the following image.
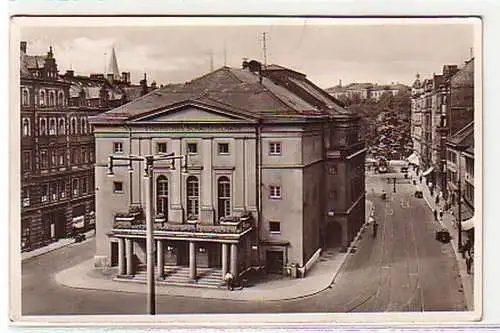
[266,250,284,274]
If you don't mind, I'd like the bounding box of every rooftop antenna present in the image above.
[469,47,474,59]
[261,32,268,67]
[104,52,107,74]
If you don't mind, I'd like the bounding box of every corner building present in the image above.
[90,62,365,279]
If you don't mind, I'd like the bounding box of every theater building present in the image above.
[90,61,365,280]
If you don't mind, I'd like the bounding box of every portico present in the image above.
[110,222,252,282]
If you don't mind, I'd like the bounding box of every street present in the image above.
[21,172,466,315]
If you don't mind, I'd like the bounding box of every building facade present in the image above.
[20,42,153,251]
[90,61,365,280]
[327,82,409,103]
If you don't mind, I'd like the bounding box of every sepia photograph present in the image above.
[10,16,481,324]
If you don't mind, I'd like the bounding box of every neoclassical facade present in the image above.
[90,61,365,280]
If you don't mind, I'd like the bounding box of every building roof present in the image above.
[447,121,474,151]
[92,65,352,123]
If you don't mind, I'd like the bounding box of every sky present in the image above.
[18,18,477,89]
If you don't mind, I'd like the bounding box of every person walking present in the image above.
[433,209,438,221]
[372,221,378,239]
[224,272,234,291]
[439,208,444,220]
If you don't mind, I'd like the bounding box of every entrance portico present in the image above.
[110,223,252,282]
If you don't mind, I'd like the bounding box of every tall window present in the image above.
[217,176,231,220]
[39,91,45,106]
[58,92,64,106]
[156,176,168,216]
[81,177,88,194]
[71,118,77,135]
[50,150,57,167]
[58,118,65,135]
[59,180,66,199]
[22,89,29,106]
[40,150,48,169]
[81,118,87,134]
[22,118,30,136]
[41,184,48,202]
[22,188,30,207]
[22,151,31,171]
[40,118,47,136]
[49,91,55,106]
[50,182,57,201]
[49,118,56,135]
[186,176,199,219]
[72,178,79,196]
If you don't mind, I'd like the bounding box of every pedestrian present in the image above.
[372,221,378,239]
[433,209,438,221]
[419,175,422,183]
[435,195,440,205]
[224,272,234,291]
[439,208,444,220]
[465,254,473,274]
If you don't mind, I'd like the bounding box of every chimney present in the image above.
[121,72,130,84]
[140,73,148,95]
[242,58,249,70]
[20,41,27,54]
[65,70,74,78]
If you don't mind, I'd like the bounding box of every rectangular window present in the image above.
[113,142,123,154]
[269,142,282,155]
[113,181,123,193]
[157,142,167,154]
[269,185,282,199]
[81,149,87,163]
[41,184,48,202]
[22,188,30,207]
[218,143,230,155]
[59,149,65,166]
[269,221,281,234]
[59,180,66,199]
[81,177,88,194]
[50,182,57,201]
[187,142,198,154]
[70,148,76,164]
[40,150,48,169]
[22,151,31,171]
[50,150,57,167]
[72,178,79,196]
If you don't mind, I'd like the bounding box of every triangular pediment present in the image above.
[131,102,258,123]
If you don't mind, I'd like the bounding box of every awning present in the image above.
[422,167,435,177]
[406,152,420,165]
[461,217,474,231]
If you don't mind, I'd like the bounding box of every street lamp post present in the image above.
[108,152,187,315]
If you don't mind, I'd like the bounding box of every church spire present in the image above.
[108,47,120,80]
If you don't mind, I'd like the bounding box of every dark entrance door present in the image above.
[110,242,118,266]
[55,210,66,239]
[266,250,284,274]
[326,221,343,248]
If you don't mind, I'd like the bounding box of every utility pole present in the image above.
[393,177,396,193]
[262,32,268,67]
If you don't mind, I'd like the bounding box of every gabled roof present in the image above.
[447,121,474,150]
[91,65,351,124]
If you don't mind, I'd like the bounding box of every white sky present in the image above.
[19,18,477,89]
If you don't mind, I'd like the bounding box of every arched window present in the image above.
[22,118,30,136]
[49,91,55,106]
[156,176,168,217]
[22,89,29,106]
[49,118,56,135]
[217,176,231,220]
[58,91,64,106]
[58,118,65,135]
[186,176,199,219]
[39,118,47,136]
[39,91,45,107]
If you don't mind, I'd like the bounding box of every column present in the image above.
[200,138,214,224]
[169,138,183,223]
[118,238,126,276]
[221,243,229,278]
[189,241,197,280]
[157,240,164,278]
[233,138,245,212]
[125,238,134,276]
[230,243,238,277]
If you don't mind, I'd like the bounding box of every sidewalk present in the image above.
[55,201,374,301]
[22,230,96,262]
[408,169,474,310]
